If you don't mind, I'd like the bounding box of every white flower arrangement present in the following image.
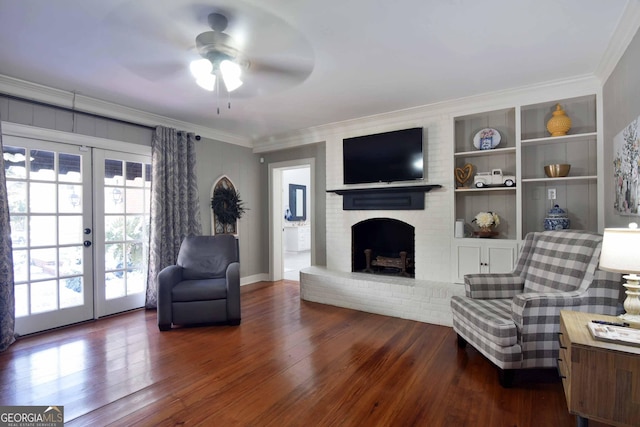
[473,211,500,228]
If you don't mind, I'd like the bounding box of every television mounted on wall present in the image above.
[343,127,424,185]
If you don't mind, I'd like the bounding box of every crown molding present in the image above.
[0,74,252,147]
[252,74,601,153]
[594,0,640,84]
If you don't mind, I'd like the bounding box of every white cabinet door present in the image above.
[486,245,517,274]
[453,240,518,283]
[455,245,482,280]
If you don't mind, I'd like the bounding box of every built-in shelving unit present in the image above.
[520,94,598,237]
[453,107,517,240]
[451,94,602,283]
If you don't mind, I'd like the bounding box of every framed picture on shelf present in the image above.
[613,116,640,216]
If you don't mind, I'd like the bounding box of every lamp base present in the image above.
[619,313,640,329]
[620,274,640,328]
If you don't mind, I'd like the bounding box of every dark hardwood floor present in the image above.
[0,280,607,426]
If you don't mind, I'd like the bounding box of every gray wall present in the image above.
[603,27,640,227]
[195,137,263,276]
[260,142,327,266]
[0,95,264,278]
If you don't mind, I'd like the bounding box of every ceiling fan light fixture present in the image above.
[190,58,213,79]
[220,60,243,92]
[195,74,216,91]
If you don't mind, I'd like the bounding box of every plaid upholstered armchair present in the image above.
[450,230,621,386]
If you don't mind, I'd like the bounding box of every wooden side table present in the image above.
[558,310,640,427]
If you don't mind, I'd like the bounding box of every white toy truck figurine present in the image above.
[473,168,515,188]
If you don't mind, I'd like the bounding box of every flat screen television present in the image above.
[343,127,423,184]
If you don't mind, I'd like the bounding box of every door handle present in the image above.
[83,240,92,247]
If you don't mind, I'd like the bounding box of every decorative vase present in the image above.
[546,104,572,137]
[544,204,570,230]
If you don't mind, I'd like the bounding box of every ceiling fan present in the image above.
[104,1,314,106]
[189,12,245,93]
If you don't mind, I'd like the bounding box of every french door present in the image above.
[93,149,151,317]
[3,133,151,335]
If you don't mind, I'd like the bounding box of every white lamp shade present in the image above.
[599,226,640,274]
[220,60,243,92]
[190,58,213,78]
[195,74,216,91]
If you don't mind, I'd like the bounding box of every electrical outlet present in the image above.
[548,188,557,200]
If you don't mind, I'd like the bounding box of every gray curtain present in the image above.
[145,126,202,308]
[0,119,16,351]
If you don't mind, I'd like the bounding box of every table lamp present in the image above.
[599,223,640,325]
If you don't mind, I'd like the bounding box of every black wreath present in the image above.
[211,187,246,225]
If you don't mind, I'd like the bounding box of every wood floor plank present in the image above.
[0,280,611,426]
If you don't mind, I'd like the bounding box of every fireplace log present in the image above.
[363,249,413,277]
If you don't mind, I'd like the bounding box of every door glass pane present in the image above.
[3,146,27,178]
[13,250,28,283]
[104,159,123,184]
[126,162,143,187]
[105,187,125,214]
[6,181,26,213]
[105,243,123,270]
[105,216,124,241]
[127,266,145,294]
[126,216,143,240]
[59,153,81,182]
[30,217,57,246]
[30,248,57,280]
[59,184,82,213]
[145,163,152,188]
[61,277,83,308]
[29,150,55,181]
[59,216,83,245]
[106,274,125,299]
[125,188,144,213]
[30,182,56,213]
[59,246,82,276]
[31,280,57,313]
[10,216,27,248]
[14,284,28,317]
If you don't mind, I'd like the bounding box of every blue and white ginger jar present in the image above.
[544,204,570,231]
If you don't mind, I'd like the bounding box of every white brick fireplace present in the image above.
[300,115,465,326]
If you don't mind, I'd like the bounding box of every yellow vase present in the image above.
[546,104,572,137]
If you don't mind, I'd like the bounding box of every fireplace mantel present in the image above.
[327,184,442,210]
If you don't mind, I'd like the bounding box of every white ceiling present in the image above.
[0,0,635,146]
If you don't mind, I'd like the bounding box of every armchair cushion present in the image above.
[450,297,516,346]
[172,278,228,302]
[178,235,238,280]
[523,231,601,293]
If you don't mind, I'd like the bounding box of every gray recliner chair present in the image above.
[157,234,240,331]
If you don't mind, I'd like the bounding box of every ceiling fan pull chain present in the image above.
[216,74,220,115]
[228,90,231,110]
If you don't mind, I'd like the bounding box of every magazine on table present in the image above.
[587,321,640,347]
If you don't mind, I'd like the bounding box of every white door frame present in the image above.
[268,158,315,281]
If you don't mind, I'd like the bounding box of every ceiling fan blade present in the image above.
[247,56,313,81]
[122,60,186,82]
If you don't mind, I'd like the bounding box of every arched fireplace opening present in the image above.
[351,218,415,277]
